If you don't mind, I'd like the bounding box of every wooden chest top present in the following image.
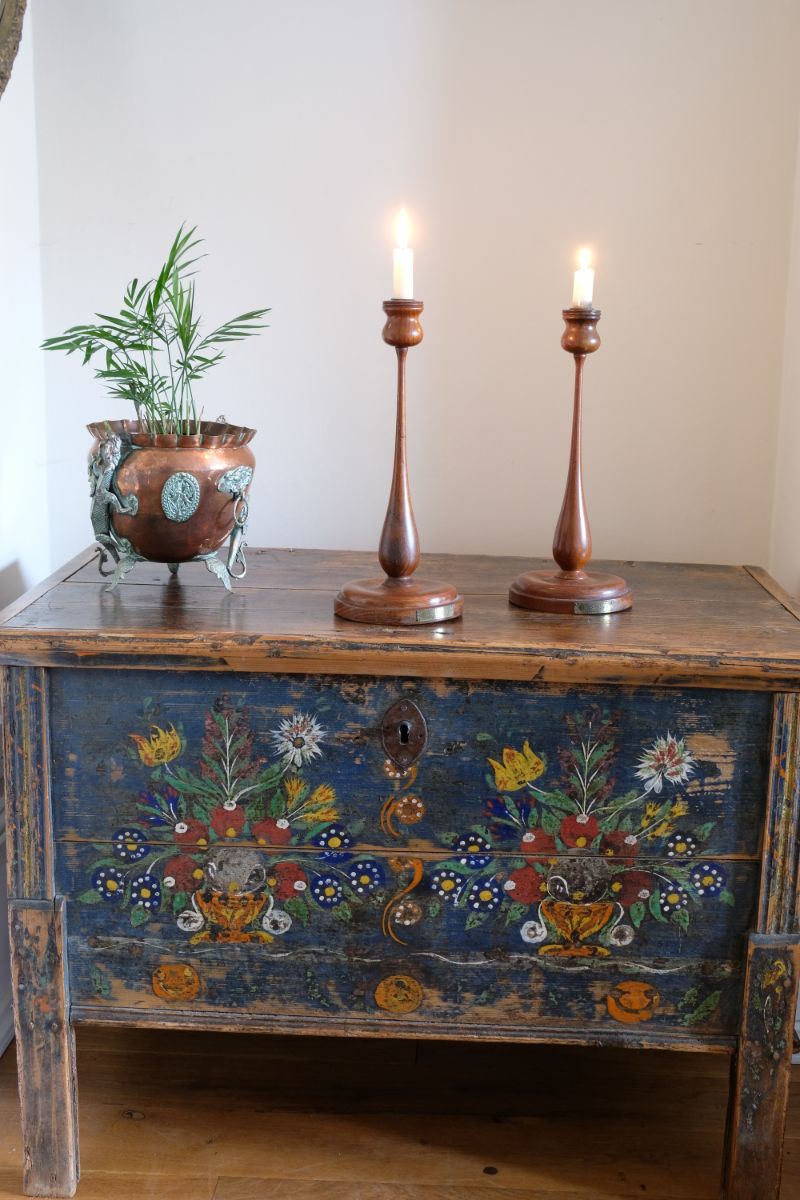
[1,548,800,690]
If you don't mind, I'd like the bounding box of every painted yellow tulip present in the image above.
[488,740,545,791]
[129,723,182,767]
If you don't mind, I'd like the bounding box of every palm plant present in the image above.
[42,225,269,435]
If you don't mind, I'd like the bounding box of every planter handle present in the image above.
[227,495,249,580]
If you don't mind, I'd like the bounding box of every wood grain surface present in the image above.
[1,549,800,688]
[0,1027,795,1199]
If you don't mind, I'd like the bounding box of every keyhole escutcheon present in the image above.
[381,699,428,770]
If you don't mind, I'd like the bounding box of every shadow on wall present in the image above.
[0,562,26,611]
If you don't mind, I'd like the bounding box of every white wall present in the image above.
[0,26,49,608]
[771,112,800,597]
[28,0,800,571]
[0,24,43,1056]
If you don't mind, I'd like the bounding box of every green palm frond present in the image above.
[41,225,269,435]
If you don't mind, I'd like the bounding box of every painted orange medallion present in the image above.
[152,963,201,1002]
[374,974,423,1014]
[606,980,661,1024]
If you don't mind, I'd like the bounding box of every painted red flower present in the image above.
[210,805,246,839]
[269,861,308,901]
[520,828,557,857]
[600,830,640,864]
[251,817,293,846]
[559,814,599,849]
[162,854,203,892]
[503,866,546,905]
[174,817,210,849]
[609,869,655,907]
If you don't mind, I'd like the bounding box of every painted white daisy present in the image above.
[635,732,695,793]
[270,712,326,769]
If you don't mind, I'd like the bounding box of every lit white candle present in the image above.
[392,208,414,299]
[571,248,595,307]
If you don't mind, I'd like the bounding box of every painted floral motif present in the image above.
[635,733,695,793]
[270,712,326,769]
[79,696,735,960]
[423,709,734,950]
[79,699,386,939]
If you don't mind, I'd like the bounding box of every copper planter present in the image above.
[87,419,256,590]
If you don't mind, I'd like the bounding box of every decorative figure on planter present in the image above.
[88,432,140,584]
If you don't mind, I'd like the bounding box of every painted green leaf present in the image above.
[541,791,575,813]
[694,821,716,841]
[130,905,149,927]
[433,859,468,873]
[540,810,561,836]
[285,897,310,926]
[648,889,667,923]
[673,907,690,932]
[682,990,722,1026]
[475,732,494,742]
[333,902,353,922]
[78,889,102,905]
[90,966,112,998]
[719,888,736,907]
[629,900,646,928]
[504,901,528,925]
[427,899,442,918]
[466,909,490,930]
[679,986,700,1011]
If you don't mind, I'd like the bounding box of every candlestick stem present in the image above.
[552,353,591,573]
[334,299,463,625]
[378,346,420,578]
[508,306,632,615]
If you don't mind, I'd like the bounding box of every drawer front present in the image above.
[51,669,769,1042]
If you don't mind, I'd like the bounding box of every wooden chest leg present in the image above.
[723,934,799,1200]
[9,898,79,1198]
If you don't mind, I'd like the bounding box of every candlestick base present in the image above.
[334,575,463,626]
[509,568,632,615]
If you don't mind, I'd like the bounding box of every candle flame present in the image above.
[395,208,411,250]
[578,248,592,270]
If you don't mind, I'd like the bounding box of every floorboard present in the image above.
[0,1030,794,1198]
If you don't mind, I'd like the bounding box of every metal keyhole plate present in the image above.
[381,699,427,770]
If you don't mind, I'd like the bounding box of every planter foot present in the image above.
[205,555,232,591]
[168,563,180,576]
[104,545,140,592]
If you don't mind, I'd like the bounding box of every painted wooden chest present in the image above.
[1,548,799,1198]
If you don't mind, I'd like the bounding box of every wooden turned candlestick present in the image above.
[509,307,632,615]
[334,299,463,626]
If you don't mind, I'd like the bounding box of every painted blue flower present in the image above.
[314,824,353,861]
[346,860,385,895]
[690,862,727,897]
[139,786,181,827]
[658,882,689,915]
[92,866,126,903]
[129,873,161,910]
[311,873,345,908]
[430,869,466,901]
[112,827,149,862]
[455,832,493,868]
[466,878,503,912]
[481,797,530,841]
[666,832,697,858]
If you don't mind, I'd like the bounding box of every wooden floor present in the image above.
[0,1030,796,1199]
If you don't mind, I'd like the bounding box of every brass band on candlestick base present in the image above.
[334,299,463,626]
[509,306,632,616]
